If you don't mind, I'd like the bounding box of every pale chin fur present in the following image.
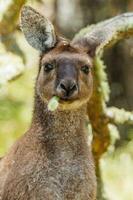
[40,93,89,111]
[58,98,89,110]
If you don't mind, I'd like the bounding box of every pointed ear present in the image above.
[20,6,56,52]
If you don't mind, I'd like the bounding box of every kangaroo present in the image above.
[1,5,131,200]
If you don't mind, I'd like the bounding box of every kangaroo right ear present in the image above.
[20,6,56,52]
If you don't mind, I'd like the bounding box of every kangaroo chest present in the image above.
[1,146,96,200]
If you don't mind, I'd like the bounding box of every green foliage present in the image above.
[0,69,34,156]
[101,141,133,200]
[94,56,110,103]
[48,96,59,111]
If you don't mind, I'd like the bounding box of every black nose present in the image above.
[56,79,78,99]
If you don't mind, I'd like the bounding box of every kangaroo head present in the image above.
[21,6,98,110]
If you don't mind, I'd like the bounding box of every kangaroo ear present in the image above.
[72,37,99,57]
[20,6,56,52]
[72,13,133,58]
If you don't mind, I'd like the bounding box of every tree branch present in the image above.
[0,52,25,85]
[107,107,133,125]
[0,0,27,85]
[87,57,111,164]
[74,12,133,164]
[0,0,26,35]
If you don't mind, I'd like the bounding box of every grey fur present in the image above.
[20,6,56,51]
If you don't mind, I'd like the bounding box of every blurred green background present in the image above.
[0,0,133,200]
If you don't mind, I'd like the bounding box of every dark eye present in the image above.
[44,63,54,72]
[81,65,90,74]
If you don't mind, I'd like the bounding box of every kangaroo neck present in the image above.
[29,93,91,161]
[31,94,88,140]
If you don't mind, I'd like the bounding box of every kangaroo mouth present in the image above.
[59,96,78,104]
[48,95,80,110]
[58,97,85,111]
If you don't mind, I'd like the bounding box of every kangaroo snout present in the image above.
[56,78,78,99]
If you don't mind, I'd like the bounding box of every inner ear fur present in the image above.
[20,6,57,52]
[72,37,99,58]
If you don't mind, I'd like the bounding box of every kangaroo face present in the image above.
[21,6,95,110]
[37,41,93,110]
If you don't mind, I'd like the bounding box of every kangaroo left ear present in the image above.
[20,6,57,52]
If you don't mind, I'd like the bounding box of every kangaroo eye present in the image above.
[81,65,90,74]
[44,63,54,72]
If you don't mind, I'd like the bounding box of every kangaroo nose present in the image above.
[56,79,78,99]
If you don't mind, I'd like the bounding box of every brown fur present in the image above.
[0,6,97,200]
